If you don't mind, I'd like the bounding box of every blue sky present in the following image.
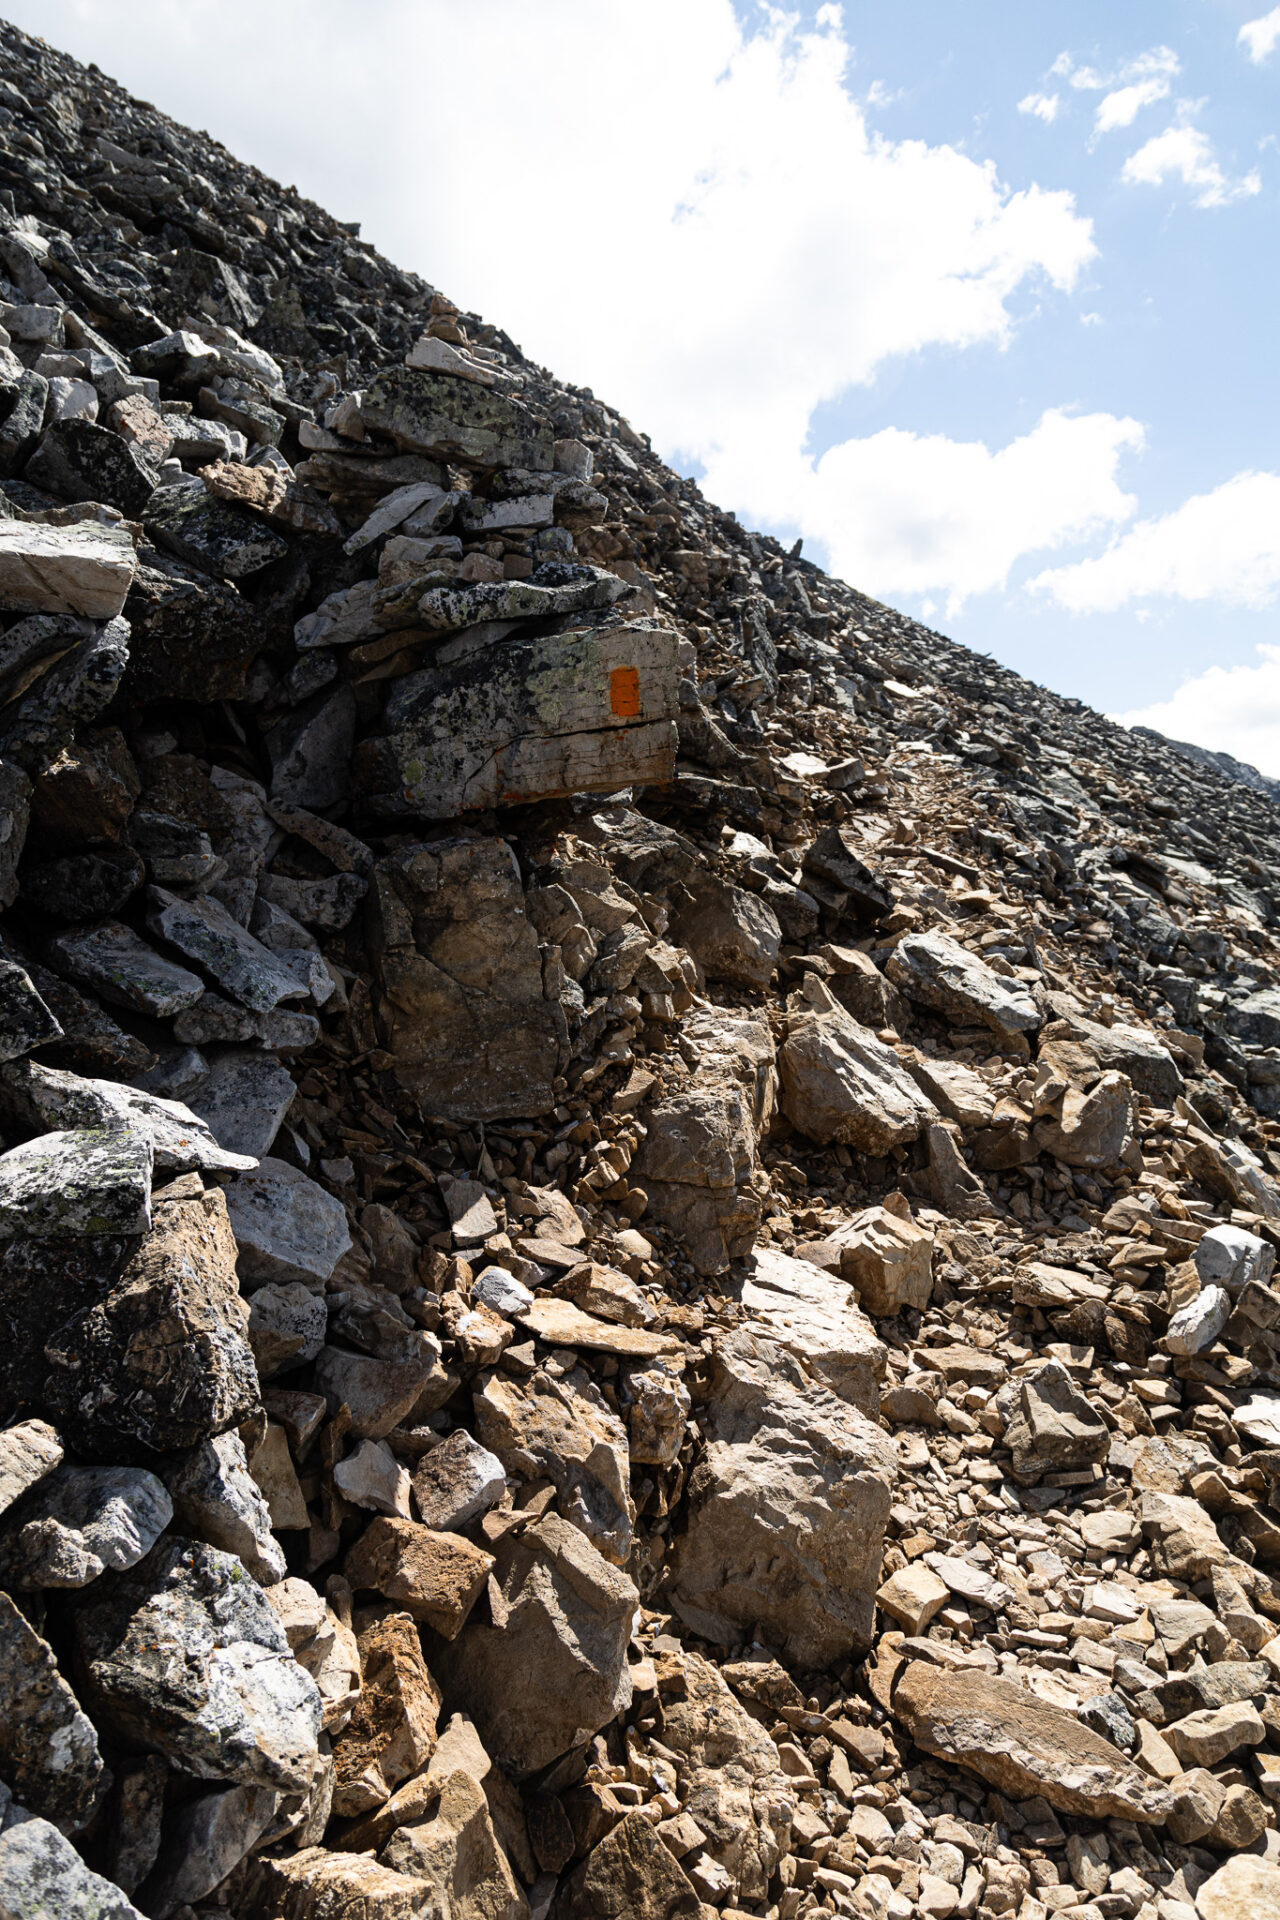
[8,0,1280,764]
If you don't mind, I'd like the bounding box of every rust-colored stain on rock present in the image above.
[609,665,641,717]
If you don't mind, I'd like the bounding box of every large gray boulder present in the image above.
[779,976,934,1153]
[437,1511,636,1778]
[887,929,1041,1041]
[72,1536,322,1791]
[669,1327,895,1668]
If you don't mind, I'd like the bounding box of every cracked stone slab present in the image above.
[0,1059,256,1174]
[185,1050,297,1161]
[146,887,306,1012]
[222,1157,352,1290]
[48,920,205,1018]
[0,1124,153,1238]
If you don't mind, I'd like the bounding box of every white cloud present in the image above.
[1240,7,1280,63]
[1122,125,1261,206]
[1018,91,1060,123]
[1094,76,1174,133]
[1031,472,1280,611]
[3,0,1103,606]
[753,408,1143,617]
[1119,645,1280,778]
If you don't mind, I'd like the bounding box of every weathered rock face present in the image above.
[635,1007,774,1274]
[0,1592,106,1833]
[72,1536,322,1789]
[779,976,935,1152]
[887,930,1043,1042]
[42,1183,261,1461]
[356,608,679,819]
[437,1512,636,1778]
[17,19,1280,1920]
[474,1364,635,1564]
[368,837,560,1122]
[670,1328,894,1666]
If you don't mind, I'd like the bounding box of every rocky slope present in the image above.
[0,16,1279,1920]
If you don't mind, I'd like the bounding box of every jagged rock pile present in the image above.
[3,18,1280,1920]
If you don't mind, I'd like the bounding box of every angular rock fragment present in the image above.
[330,1609,440,1819]
[0,955,61,1060]
[184,1047,297,1161]
[0,1420,64,1518]
[438,1511,637,1777]
[0,1591,106,1833]
[222,1157,352,1289]
[0,519,138,620]
[670,1328,894,1666]
[0,1058,255,1173]
[736,1247,885,1412]
[475,1362,634,1562]
[892,1662,1170,1822]
[552,1809,700,1920]
[48,920,205,1017]
[0,1464,171,1588]
[887,929,1042,1041]
[146,887,304,1011]
[411,1429,506,1531]
[345,1517,493,1637]
[779,976,935,1151]
[0,1808,146,1920]
[369,836,560,1122]
[42,1180,260,1460]
[161,1430,286,1585]
[72,1536,322,1789]
[380,1770,529,1920]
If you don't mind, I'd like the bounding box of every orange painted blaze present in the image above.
[609,665,641,717]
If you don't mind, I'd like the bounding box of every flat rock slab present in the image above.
[0,1125,153,1238]
[360,365,554,470]
[887,929,1042,1040]
[0,518,137,619]
[356,611,678,819]
[186,1050,296,1161]
[2,1059,256,1174]
[147,887,304,1012]
[892,1661,1171,1822]
[737,1247,884,1417]
[49,919,205,1017]
[516,1296,681,1359]
[222,1157,351,1289]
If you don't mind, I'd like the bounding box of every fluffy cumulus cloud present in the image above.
[1018,91,1060,123]
[1240,7,1280,63]
[7,0,1107,615]
[1050,46,1179,135]
[1031,471,1280,612]
[730,409,1143,617]
[1119,646,1280,778]
[1122,125,1262,208]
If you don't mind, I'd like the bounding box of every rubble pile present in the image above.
[2,18,1280,1920]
